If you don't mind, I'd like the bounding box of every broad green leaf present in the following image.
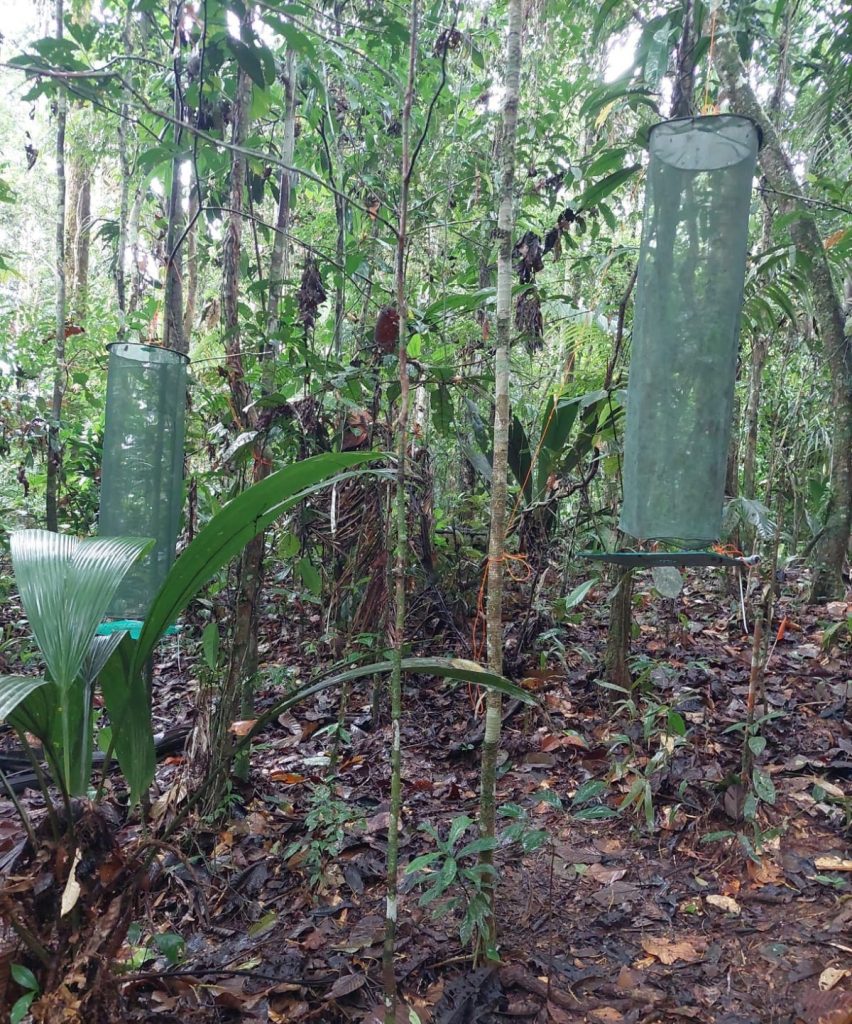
[573,805,617,820]
[154,932,185,965]
[438,856,457,891]
[752,769,776,806]
[572,779,608,805]
[561,577,596,611]
[201,621,219,671]
[448,815,473,845]
[297,557,322,597]
[667,710,687,737]
[10,531,152,694]
[11,963,38,990]
[100,634,155,805]
[457,836,498,858]
[420,288,495,323]
[11,993,36,1024]
[405,852,442,873]
[0,675,49,721]
[9,531,151,794]
[226,38,266,87]
[432,384,454,437]
[508,415,532,502]
[260,16,318,60]
[585,147,628,178]
[577,165,640,211]
[748,735,766,756]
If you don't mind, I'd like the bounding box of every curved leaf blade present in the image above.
[134,453,384,670]
[10,530,152,691]
[0,675,49,721]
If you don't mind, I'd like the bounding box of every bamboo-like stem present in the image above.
[382,5,418,1019]
[478,0,524,960]
[46,0,67,533]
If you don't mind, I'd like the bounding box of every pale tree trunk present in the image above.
[127,184,145,315]
[46,0,67,533]
[478,0,523,957]
[270,50,297,316]
[183,183,199,340]
[742,333,768,504]
[163,0,186,354]
[222,25,259,742]
[115,4,132,329]
[741,17,786,549]
[227,49,298,757]
[64,153,91,320]
[716,28,851,600]
[382,7,418,1020]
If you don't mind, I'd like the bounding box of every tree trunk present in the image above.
[64,153,91,320]
[222,53,257,704]
[72,172,91,319]
[742,334,768,503]
[382,7,418,1019]
[127,184,145,315]
[604,567,634,690]
[670,0,696,118]
[163,0,186,355]
[46,0,67,533]
[116,4,132,330]
[715,27,851,600]
[478,0,523,958]
[183,183,199,341]
[226,49,298,759]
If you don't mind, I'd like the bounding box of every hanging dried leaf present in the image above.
[297,259,327,329]
[515,290,543,352]
[374,306,401,353]
[434,27,462,56]
[513,231,544,283]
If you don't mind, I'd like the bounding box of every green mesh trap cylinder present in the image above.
[619,115,760,547]
[98,343,188,618]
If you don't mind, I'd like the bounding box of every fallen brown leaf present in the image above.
[640,935,706,965]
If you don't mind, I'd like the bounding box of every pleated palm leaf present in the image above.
[1,530,152,795]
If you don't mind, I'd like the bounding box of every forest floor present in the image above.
[1,565,850,1024]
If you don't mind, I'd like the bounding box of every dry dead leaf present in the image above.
[588,1008,625,1022]
[547,1001,574,1024]
[587,863,628,885]
[706,894,742,915]
[640,935,706,964]
[820,968,851,992]
[61,849,82,916]
[268,771,306,784]
[815,856,852,873]
[747,857,785,886]
[325,973,366,1000]
[230,719,257,736]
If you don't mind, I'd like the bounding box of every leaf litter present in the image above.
[0,568,849,1023]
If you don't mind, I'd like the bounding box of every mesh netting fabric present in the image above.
[620,115,760,547]
[98,343,188,617]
